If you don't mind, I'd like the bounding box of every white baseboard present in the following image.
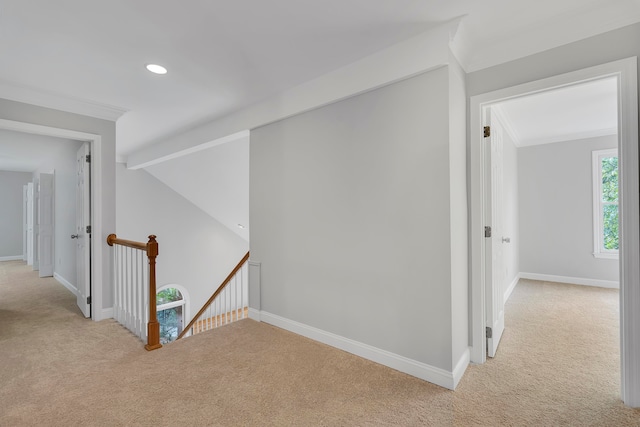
[452,348,470,389]
[0,255,23,261]
[519,272,619,289]
[259,311,460,390]
[504,274,520,302]
[100,307,114,320]
[248,307,261,322]
[54,273,78,296]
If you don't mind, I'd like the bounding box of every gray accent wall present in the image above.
[518,135,618,282]
[251,66,467,372]
[0,171,32,258]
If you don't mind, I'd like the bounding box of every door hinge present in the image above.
[486,326,493,338]
[87,296,91,305]
[484,226,492,238]
[86,225,91,234]
[86,154,91,163]
[484,126,491,138]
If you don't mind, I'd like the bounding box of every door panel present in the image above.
[76,143,91,318]
[32,176,39,271]
[38,173,55,278]
[485,109,506,358]
[26,182,34,266]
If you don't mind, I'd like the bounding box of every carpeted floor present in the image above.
[1,260,639,426]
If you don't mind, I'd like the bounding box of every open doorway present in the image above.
[470,57,640,406]
[0,119,105,320]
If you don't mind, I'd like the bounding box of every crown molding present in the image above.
[0,79,128,122]
[518,127,618,147]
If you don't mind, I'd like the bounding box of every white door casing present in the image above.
[484,109,506,358]
[32,175,39,271]
[76,143,91,318]
[0,119,105,321]
[23,185,28,261]
[470,58,640,407]
[26,182,34,266]
[38,173,55,278]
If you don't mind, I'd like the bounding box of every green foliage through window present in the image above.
[156,287,185,344]
[157,288,183,305]
[601,156,619,251]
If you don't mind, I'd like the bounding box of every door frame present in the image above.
[0,118,105,321]
[469,57,640,406]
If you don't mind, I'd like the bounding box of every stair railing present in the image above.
[177,251,250,340]
[107,234,162,351]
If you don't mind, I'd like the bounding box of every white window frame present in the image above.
[156,284,190,342]
[592,148,619,259]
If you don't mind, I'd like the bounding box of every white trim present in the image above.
[452,348,471,389]
[248,261,262,313]
[259,311,459,390]
[127,130,249,170]
[593,252,619,260]
[101,307,114,319]
[617,57,640,408]
[519,272,619,289]
[54,272,78,296]
[0,119,105,323]
[248,308,261,322]
[504,274,520,302]
[521,127,618,147]
[470,57,640,407]
[592,148,619,259]
[0,79,128,121]
[0,255,24,261]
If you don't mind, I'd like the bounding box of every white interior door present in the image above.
[32,176,39,271]
[23,185,28,261]
[485,108,506,358]
[26,182,34,266]
[75,143,91,317]
[38,173,55,277]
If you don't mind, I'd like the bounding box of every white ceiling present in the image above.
[495,77,619,147]
[0,0,638,159]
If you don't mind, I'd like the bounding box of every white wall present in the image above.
[0,171,32,258]
[32,138,84,286]
[116,164,249,321]
[518,135,618,283]
[251,67,465,379]
[500,118,520,296]
[0,98,116,313]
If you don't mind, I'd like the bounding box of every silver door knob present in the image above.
[502,237,511,243]
[71,234,79,239]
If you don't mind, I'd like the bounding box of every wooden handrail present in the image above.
[107,234,147,251]
[177,251,250,340]
[107,233,162,351]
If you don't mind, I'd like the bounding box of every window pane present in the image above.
[158,306,183,344]
[157,288,183,305]
[603,204,619,250]
[601,156,618,202]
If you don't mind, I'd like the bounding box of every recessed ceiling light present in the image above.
[146,64,167,75]
[237,224,246,229]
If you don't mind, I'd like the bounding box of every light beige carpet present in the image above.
[1,261,639,426]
